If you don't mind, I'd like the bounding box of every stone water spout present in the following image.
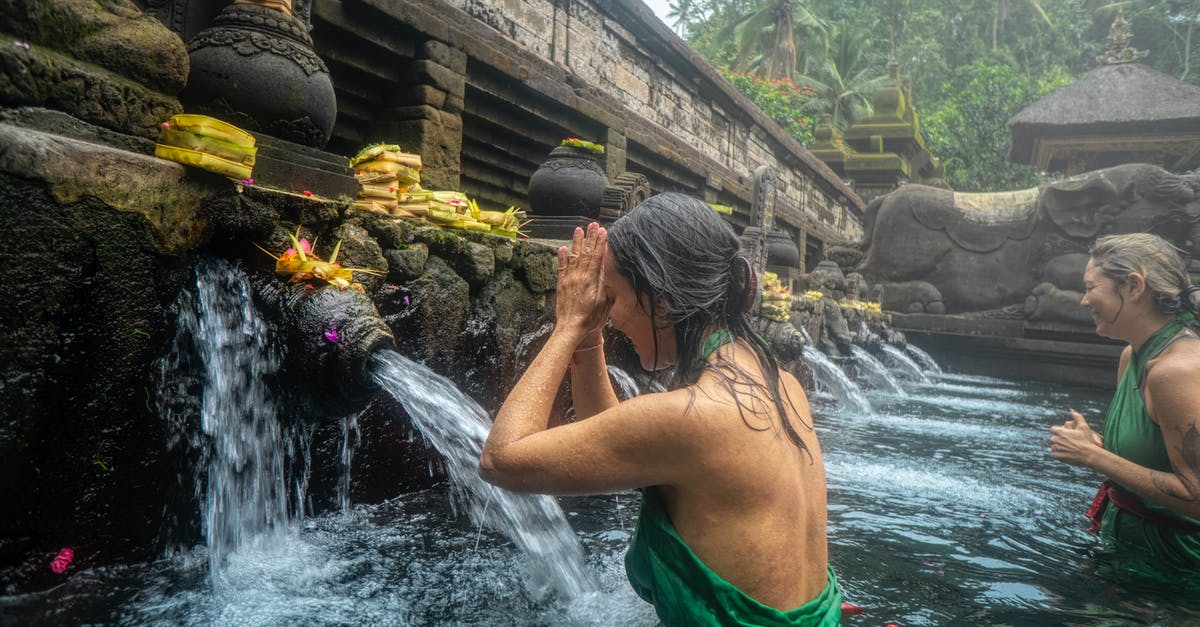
[253,279,394,417]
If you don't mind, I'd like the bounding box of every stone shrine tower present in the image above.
[810,63,942,204]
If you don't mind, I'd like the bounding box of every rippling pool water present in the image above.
[5,370,1200,625]
[822,371,1200,626]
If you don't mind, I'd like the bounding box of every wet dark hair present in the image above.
[606,192,812,455]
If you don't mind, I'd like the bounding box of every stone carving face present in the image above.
[1043,165,1200,244]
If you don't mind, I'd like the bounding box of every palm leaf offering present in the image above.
[153,114,257,180]
[352,143,422,215]
[346,143,530,238]
[255,226,384,292]
[760,271,792,322]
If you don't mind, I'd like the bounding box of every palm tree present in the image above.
[666,0,702,36]
[718,0,824,80]
[795,23,889,132]
[992,0,1052,51]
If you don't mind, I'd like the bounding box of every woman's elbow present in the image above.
[477,449,501,485]
[477,449,533,492]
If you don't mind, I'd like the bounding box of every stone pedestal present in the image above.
[251,132,358,199]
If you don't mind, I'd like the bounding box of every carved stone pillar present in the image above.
[387,40,467,191]
[605,127,627,180]
[752,165,778,231]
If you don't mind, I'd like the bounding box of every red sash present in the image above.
[1087,480,1200,533]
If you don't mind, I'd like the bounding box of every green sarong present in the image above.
[624,487,841,626]
[1098,314,1200,568]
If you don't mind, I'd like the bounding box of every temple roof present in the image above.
[1008,63,1200,164]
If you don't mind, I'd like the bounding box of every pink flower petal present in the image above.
[50,548,74,574]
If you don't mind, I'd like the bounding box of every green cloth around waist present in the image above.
[1101,504,1200,571]
[625,488,841,626]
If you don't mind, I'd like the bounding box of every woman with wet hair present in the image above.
[480,193,840,625]
[1051,233,1200,568]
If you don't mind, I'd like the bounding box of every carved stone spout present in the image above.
[253,279,395,417]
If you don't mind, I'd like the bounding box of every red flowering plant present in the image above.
[720,69,821,146]
[561,138,605,154]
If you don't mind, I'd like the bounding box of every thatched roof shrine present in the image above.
[1008,16,1200,175]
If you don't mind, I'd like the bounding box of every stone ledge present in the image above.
[0,121,214,254]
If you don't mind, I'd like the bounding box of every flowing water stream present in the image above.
[369,349,596,601]
[7,352,1200,624]
[905,343,943,374]
[849,344,907,396]
[800,346,872,415]
[880,344,932,384]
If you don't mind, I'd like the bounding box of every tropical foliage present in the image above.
[673,0,1197,191]
[793,22,890,132]
[720,70,820,144]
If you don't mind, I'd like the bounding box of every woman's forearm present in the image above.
[570,332,620,420]
[483,327,581,456]
[1089,448,1200,518]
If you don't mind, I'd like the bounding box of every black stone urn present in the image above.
[527,145,609,217]
[766,229,801,268]
[181,3,337,148]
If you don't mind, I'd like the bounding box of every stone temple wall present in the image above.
[309,0,862,244]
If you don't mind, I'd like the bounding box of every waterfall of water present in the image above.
[183,259,292,583]
[905,343,944,374]
[336,415,361,515]
[796,323,813,345]
[880,344,931,384]
[606,365,641,399]
[848,345,907,396]
[800,347,872,414]
[369,349,597,600]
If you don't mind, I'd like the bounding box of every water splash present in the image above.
[370,349,597,600]
[848,345,907,396]
[800,347,872,414]
[606,366,641,400]
[906,343,943,373]
[515,322,555,362]
[880,344,931,384]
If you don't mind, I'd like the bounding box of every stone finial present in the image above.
[235,0,294,15]
[1097,10,1148,65]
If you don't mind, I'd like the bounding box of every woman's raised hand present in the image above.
[556,223,611,339]
[1050,409,1103,467]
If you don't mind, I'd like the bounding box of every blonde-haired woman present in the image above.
[1051,233,1200,567]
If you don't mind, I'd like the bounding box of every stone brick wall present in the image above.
[311,0,862,245]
